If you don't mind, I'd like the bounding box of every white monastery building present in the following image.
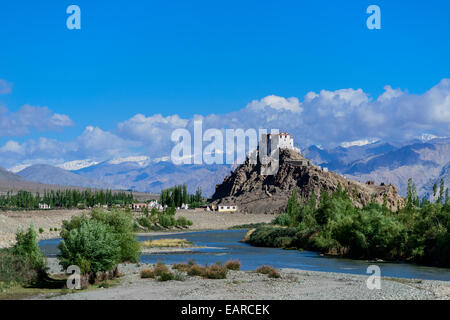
[261,132,301,154]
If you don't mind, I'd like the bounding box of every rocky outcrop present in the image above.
[211,149,404,214]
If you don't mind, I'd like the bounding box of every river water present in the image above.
[39,229,450,281]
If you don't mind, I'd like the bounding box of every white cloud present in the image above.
[246,95,302,113]
[0,105,74,136]
[377,85,404,102]
[0,140,25,154]
[2,79,450,168]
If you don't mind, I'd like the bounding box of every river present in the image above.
[39,229,450,281]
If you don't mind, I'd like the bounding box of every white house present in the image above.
[217,205,237,213]
[39,203,50,210]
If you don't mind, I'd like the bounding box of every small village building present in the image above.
[39,203,50,210]
[217,205,237,213]
[130,203,148,211]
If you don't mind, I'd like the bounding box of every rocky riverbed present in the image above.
[38,259,450,300]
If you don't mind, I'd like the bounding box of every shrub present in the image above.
[174,271,186,281]
[158,271,175,282]
[0,249,39,286]
[256,265,277,275]
[140,262,177,281]
[204,264,228,279]
[140,268,154,279]
[268,269,281,278]
[152,261,170,278]
[58,219,120,275]
[90,209,141,263]
[225,259,241,271]
[273,213,291,227]
[158,214,176,228]
[173,263,190,272]
[248,226,297,248]
[137,216,153,230]
[176,216,193,227]
[187,264,205,277]
[13,226,46,273]
[38,227,44,234]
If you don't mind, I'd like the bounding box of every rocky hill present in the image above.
[0,166,26,182]
[211,149,404,214]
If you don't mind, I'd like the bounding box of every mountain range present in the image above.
[302,138,450,197]
[2,137,449,198]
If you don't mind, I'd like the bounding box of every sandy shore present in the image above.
[0,209,274,248]
[38,259,450,300]
[0,209,86,248]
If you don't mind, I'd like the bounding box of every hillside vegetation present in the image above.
[247,179,450,267]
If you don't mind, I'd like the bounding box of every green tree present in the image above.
[286,187,300,226]
[438,179,445,203]
[58,219,120,275]
[13,225,46,274]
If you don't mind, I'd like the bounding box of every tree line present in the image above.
[0,189,134,210]
[159,184,204,208]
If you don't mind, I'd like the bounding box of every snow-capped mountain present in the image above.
[56,159,100,171]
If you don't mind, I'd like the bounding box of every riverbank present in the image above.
[36,259,450,300]
[0,209,274,248]
[0,209,86,248]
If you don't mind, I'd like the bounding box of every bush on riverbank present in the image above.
[134,208,193,231]
[247,180,450,267]
[225,259,241,271]
[0,249,39,289]
[204,264,228,279]
[59,219,121,276]
[58,209,141,282]
[0,226,47,289]
[140,262,184,281]
[256,265,281,278]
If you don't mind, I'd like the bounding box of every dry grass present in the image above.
[225,259,241,271]
[140,268,154,279]
[140,262,178,281]
[204,264,228,279]
[256,265,281,278]
[140,238,193,248]
[186,264,205,277]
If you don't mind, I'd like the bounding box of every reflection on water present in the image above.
[39,229,450,281]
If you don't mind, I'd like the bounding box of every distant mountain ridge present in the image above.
[74,160,231,196]
[0,166,26,182]
[303,138,450,197]
[17,164,119,190]
[4,138,449,199]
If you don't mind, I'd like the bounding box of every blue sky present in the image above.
[0,0,450,168]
